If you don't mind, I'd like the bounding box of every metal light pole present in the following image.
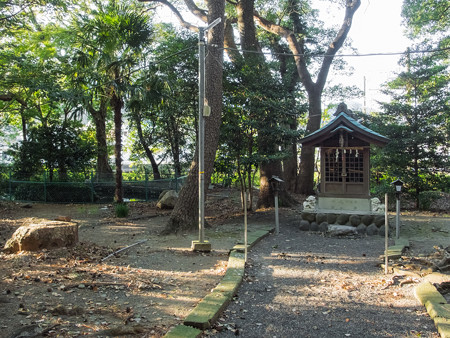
[192,18,221,252]
[270,176,284,235]
[384,193,389,275]
[391,179,404,240]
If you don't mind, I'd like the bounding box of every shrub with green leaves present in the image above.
[418,191,442,211]
[115,203,129,218]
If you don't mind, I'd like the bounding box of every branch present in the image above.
[183,0,207,23]
[138,0,199,32]
[254,12,314,91]
[316,0,361,91]
[0,94,13,101]
[254,0,361,93]
[224,17,243,64]
[0,92,28,107]
[101,239,148,262]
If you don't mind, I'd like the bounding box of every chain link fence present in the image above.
[1,168,186,203]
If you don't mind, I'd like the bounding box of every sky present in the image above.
[321,0,411,112]
[154,0,411,113]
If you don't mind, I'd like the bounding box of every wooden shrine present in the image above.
[300,103,389,213]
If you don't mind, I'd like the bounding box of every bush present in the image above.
[418,191,443,211]
[115,203,129,218]
[13,182,95,202]
[13,183,46,201]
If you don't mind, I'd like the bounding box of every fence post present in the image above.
[175,172,179,192]
[43,170,47,202]
[145,168,149,202]
[8,169,12,201]
[90,171,95,203]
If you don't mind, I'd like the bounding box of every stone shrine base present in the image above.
[317,197,372,214]
[299,211,387,236]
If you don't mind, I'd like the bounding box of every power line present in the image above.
[219,46,450,58]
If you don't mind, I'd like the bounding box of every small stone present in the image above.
[336,214,350,225]
[374,215,385,227]
[319,222,329,233]
[299,220,310,231]
[301,212,316,222]
[315,213,327,224]
[78,284,86,289]
[349,215,361,226]
[361,214,374,226]
[51,304,68,315]
[326,213,337,224]
[378,225,389,236]
[356,223,367,234]
[366,224,379,236]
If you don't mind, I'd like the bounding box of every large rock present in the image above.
[328,225,357,236]
[4,221,78,253]
[156,190,178,209]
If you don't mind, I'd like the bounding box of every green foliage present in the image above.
[127,26,197,175]
[219,57,303,171]
[363,36,449,207]
[370,175,397,203]
[402,0,450,37]
[9,123,95,181]
[115,202,129,218]
[13,182,95,203]
[418,191,442,211]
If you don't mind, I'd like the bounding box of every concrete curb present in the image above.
[163,325,202,338]
[414,276,450,338]
[164,226,273,337]
[379,237,410,260]
[382,238,450,337]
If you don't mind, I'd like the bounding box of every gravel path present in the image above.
[207,222,439,338]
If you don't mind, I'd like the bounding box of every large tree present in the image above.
[221,0,300,208]
[69,0,153,202]
[254,0,361,194]
[367,0,449,207]
[139,0,225,233]
[127,27,198,180]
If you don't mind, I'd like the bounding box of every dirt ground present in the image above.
[0,190,449,337]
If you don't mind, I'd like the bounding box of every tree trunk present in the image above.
[88,99,113,181]
[163,0,225,234]
[257,160,295,208]
[168,115,182,178]
[235,0,295,208]
[111,92,124,203]
[20,106,27,142]
[134,111,161,179]
[284,140,298,192]
[297,92,322,194]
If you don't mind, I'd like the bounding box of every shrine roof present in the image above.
[300,111,389,147]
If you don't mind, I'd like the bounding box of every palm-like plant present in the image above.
[70,0,153,202]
